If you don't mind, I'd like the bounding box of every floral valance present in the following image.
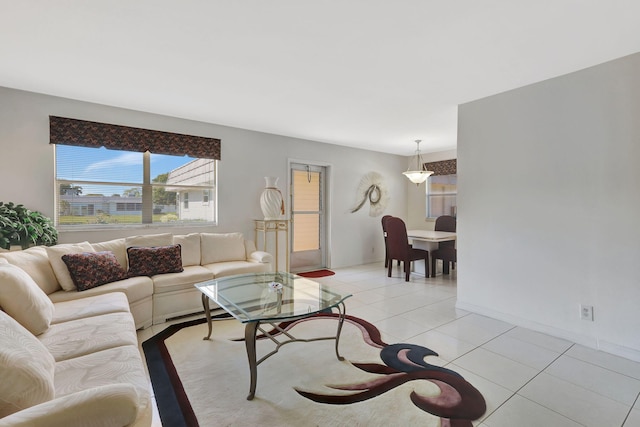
[49,116,221,160]
[425,159,456,176]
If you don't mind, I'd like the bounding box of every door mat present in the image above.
[296,269,336,278]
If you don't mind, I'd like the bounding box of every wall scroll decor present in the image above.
[350,172,389,217]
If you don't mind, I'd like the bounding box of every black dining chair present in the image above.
[381,215,401,268]
[381,215,392,268]
[430,215,456,277]
[386,216,429,281]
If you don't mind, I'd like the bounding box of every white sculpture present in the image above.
[260,176,285,220]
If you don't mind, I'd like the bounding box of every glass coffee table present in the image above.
[194,272,351,400]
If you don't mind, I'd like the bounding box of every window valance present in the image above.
[425,159,456,176]
[49,116,221,160]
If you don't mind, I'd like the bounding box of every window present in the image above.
[55,146,217,228]
[50,116,220,229]
[424,159,457,219]
[203,189,210,205]
[427,174,457,218]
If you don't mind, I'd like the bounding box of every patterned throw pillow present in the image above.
[62,251,127,291]
[45,241,96,291]
[127,244,183,277]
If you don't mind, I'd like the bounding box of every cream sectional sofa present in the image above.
[0,261,151,426]
[0,232,272,329]
[0,231,272,426]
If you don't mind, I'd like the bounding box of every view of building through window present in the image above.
[55,145,216,227]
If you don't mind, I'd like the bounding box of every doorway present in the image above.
[289,163,328,273]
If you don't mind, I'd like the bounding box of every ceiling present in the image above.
[1,1,640,156]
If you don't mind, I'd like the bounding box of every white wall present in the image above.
[457,52,640,361]
[0,86,408,268]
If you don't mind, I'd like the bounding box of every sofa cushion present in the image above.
[0,246,60,295]
[48,276,153,307]
[203,260,272,278]
[125,233,173,249]
[200,232,246,264]
[62,251,127,292]
[173,233,201,266]
[0,384,142,427]
[54,345,150,412]
[39,312,138,362]
[127,244,184,277]
[91,238,127,271]
[0,310,55,417]
[52,292,130,325]
[45,242,96,291]
[0,263,55,335]
[151,265,213,294]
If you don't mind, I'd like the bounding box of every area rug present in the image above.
[143,314,486,427]
[296,269,336,278]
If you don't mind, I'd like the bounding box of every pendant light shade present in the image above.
[403,140,433,185]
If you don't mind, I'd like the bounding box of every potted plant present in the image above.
[0,202,58,250]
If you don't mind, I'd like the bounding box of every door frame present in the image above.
[287,158,332,270]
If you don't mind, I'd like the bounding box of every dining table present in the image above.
[406,229,457,276]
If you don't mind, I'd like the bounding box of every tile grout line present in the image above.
[621,392,640,426]
[477,342,583,426]
[330,266,638,426]
[560,351,640,384]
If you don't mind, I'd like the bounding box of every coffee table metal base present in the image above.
[201,294,348,400]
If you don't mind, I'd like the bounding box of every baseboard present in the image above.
[598,340,640,363]
[455,301,600,348]
[153,307,201,325]
[166,310,205,322]
[456,301,640,362]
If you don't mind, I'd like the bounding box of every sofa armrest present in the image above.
[245,240,273,264]
[249,251,273,264]
[0,384,140,427]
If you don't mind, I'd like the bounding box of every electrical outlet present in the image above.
[580,305,594,321]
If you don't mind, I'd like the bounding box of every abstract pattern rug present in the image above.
[142,314,486,426]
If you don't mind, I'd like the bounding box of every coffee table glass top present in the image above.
[195,272,351,323]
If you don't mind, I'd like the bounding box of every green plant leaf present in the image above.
[0,201,58,248]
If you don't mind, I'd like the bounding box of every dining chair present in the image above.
[386,216,429,281]
[430,215,456,277]
[381,215,397,268]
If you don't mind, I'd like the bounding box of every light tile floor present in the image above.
[137,262,640,426]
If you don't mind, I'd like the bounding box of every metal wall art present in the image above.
[350,171,389,217]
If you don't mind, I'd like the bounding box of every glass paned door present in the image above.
[290,164,326,272]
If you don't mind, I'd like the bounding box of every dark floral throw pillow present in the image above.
[62,251,127,292]
[127,244,184,277]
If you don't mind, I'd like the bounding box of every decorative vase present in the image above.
[260,177,284,220]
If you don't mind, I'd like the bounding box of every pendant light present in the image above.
[403,140,433,185]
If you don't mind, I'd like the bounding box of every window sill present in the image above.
[57,222,217,233]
